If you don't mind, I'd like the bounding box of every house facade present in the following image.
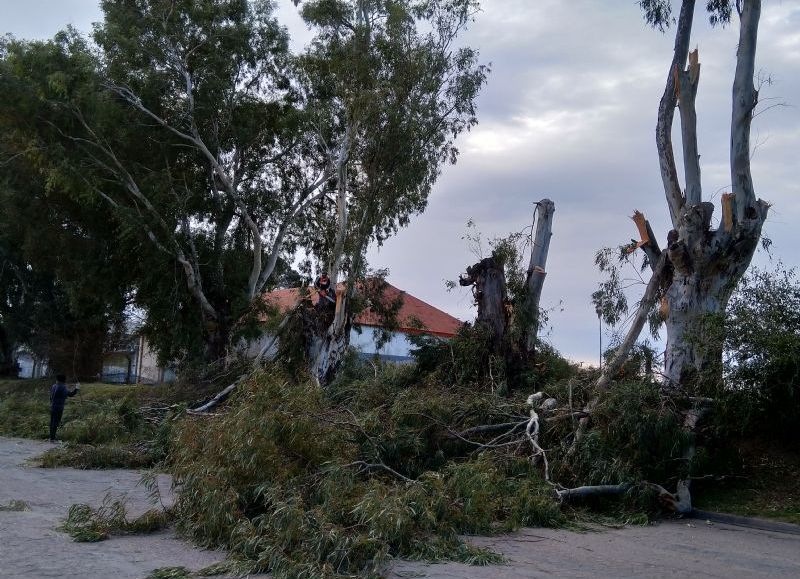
[256,282,463,362]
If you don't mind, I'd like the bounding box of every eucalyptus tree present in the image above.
[1,1,333,363]
[599,0,771,392]
[292,0,488,383]
[0,143,131,379]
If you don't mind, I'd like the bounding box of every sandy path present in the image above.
[0,437,228,579]
[2,436,800,579]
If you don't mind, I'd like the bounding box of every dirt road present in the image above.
[388,519,800,578]
[2,436,800,579]
[0,437,227,579]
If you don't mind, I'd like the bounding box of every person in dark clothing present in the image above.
[49,374,78,442]
[314,271,336,310]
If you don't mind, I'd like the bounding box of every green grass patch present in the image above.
[0,378,181,469]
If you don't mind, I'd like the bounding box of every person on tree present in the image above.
[314,270,336,311]
[49,374,78,442]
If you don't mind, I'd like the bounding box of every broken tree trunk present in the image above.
[308,285,353,387]
[523,199,555,353]
[657,0,769,392]
[460,256,509,353]
[602,1,768,393]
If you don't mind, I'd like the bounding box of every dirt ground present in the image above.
[2,436,800,579]
[0,437,230,579]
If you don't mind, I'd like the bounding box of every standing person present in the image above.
[49,374,78,442]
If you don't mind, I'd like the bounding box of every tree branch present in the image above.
[656,0,696,226]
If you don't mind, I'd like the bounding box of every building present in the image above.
[256,281,463,362]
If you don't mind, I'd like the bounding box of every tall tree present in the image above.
[0,139,131,379]
[293,0,488,383]
[600,0,770,392]
[1,2,326,363]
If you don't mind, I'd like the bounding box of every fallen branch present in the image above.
[556,481,691,514]
[450,420,527,439]
[341,461,413,483]
[526,394,550,481]
[188,377,244,414]
[567,252,670,455]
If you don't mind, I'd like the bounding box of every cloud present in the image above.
[4,0,799,365]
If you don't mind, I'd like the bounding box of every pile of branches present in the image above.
[166,350,702,577]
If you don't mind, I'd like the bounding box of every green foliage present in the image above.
[39,443,154,470]
[410,323,574,393]
[718,266,800,439]
[170,364,563,578]
[59,495,172,542]
[602,340,660,383]
[145,568,191,579]
[564,381,691,487]
[638,0,732,30]
[0,380,168,467]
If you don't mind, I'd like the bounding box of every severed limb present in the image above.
[557,481,691,514]
[568,252,669,454]
[188,377,245,414]
[630,210,662,270]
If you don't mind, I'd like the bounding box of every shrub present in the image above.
[563,381,691,486]
[721,266,800,439]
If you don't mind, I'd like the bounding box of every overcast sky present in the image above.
[3,0,799,365]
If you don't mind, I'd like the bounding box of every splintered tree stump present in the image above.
[460,257,509,352]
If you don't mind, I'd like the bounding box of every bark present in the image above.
[0,325,17,377]
[460,257,509,352]
[623,0,771,392]
[308,288,352,386]
[523,199,555,352]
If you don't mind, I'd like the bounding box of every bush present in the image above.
[721,266,800,439]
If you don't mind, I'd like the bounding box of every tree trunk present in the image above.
[460,257,509,353]
[0,325,17,377]
[523,199,555,352]
[308,290,352,386]
[655,0,768,392]
[202,313,231,365]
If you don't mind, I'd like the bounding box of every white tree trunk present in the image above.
[524,199,555,352]
[656,0,768,391]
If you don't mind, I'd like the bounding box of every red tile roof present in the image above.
[262,281,463,338]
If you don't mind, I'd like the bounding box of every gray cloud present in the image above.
[4,0,798,365]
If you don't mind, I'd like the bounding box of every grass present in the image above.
[0,499,31,511]
[0,378,180,469]
[0,379,159,440]
[693,440,800,525]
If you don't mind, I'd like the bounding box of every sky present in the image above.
[3,0,799,365]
